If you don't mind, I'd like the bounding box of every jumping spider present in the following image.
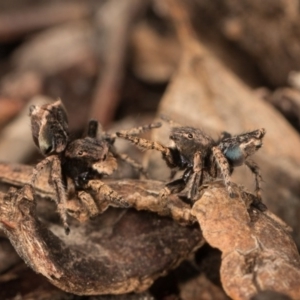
[29,100,161,233]
[117,118,266,202]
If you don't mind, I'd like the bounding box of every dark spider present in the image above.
[29,100,161,233]
[116,119,266,202]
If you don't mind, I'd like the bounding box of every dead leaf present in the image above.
[192,182,300,300]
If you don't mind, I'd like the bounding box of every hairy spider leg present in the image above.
[31,155,69,234]
[117,130,198,199]
[78,190,106,217]
[245,160,263,199]
[113,123,162,177]
[160,115,182,128]
[187,151,203,201]
[115,133,175,164]
[114,122,162,139]
[212,146,235,198]
[94,122,161,178]
[50,156,70,234]
[160,167,193,199]
[30,157,51,186]
[85,180,129,208]
[117,131,194,198]
[114,152,149,178]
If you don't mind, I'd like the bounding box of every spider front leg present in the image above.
[30,156,53,186]
[160,167,193,199]
[245,159,263,199]
[84,180,129,209]
[116,133,177,169]
[115,152,149,178]
[48,156,70,234]
[212,146,236,198]
[114,122,161,139]
[187,151,203,201]
[31,155,70,233]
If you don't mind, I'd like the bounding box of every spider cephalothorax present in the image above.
[117,120,266,202]
[169,126,214,160]
[29,100,160,233]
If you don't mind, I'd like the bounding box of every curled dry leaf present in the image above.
[191,182,300,300]
[0,177,203,295]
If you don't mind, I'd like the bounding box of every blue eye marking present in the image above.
[224,146,243,162]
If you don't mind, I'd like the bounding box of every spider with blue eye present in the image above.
[117,119,266,202]
[29,100,161,233]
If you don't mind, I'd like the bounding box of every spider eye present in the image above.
[78,151,83,156]
[188,133,193,139]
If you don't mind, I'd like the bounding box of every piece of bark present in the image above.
[250,290,292,300]
[178,246,229,300]
[191,182,300,300]
[89,294,154,300]
[0,162,196,225]
[146,0,300,248]
[0,183,203,295]
[179,274,229,300]
[0,263,74,300]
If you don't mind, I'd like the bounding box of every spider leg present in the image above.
[114,122,161,139]
[116,133,175,166]
[31,155,70,233]
[92,153,118,176]
[30,156,52,185]
[85,180,129,208]
[245,159,263,199]
[169,169,177,180]
[187,151,203,201]
[87,119,115,145]
[212,146,235,197]
[160,115,182,127]
[160,167,193,199]
[114,152,149,178]
[49,156,70,234]
[77,190,108,217]
[220,131,232,140]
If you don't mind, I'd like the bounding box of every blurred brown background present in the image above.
[1,0,300,299]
